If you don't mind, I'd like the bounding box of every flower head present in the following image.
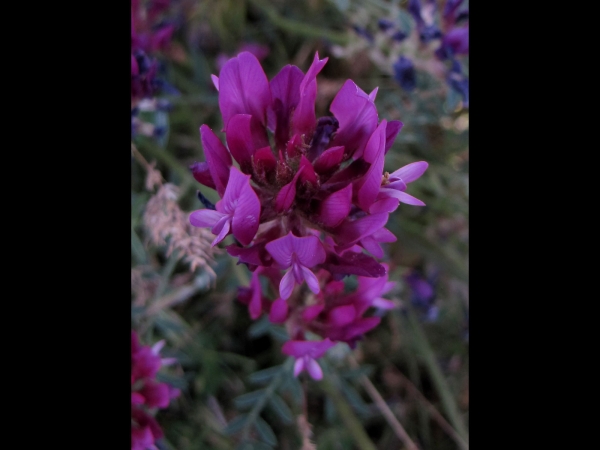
[189,51,428,380]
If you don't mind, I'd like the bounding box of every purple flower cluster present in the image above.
[131,330,180,450]
[189,51,428,379]
[384,0,469,106]
[131,0,175,104]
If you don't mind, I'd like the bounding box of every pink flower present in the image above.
[282,338,336,380]
[131,331,179,450]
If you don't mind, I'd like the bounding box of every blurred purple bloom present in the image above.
[378,19,395,31]
[405,270,438,321]
[393,56,416,91]
[282,338,336,380]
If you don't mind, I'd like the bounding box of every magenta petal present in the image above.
[231,184,261,246]
[249,272,262,319]
[269,298,289,324]
[221,166,249,213]
[226,114,270,172]
[282,338,335,358]
[189,209,226,228]
[269,65,304,147]
[313,145,345,173]
[363,119,387,164]
[275,167,304,213]
[369,197,400,214]
[218,52,271,128]
[391,161,428,183]
[200,125,232,197]
[300,265,320,294]
[384,120,403,154]
[387,180,408,191]
[356,151,384,211]
[368,87,379,102]
[279,269,296,300]
[298,155,318,186]
[211,217,231,246]
[269,298,289,323]
[328,304,356,327]
[293,357,305,377]
[265,233,295,268]
[131,392,145,405]
[253,146,277,172]
[330,80,379,159]
[190,162,217,190]
[293,52,328,136]
[360,236,384,258]
[394,190,426,206]
[290,234,326,267]
[335,213,389,247]
[211,74,219,91]
[302,304,325,322]
[319,184,352,228]
[305,358,323,380]
[372,227,397,243]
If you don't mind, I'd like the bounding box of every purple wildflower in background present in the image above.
[405,270,438,322]
[282,338,336,380]
[189,51,427,379]
[131,330,179,450]
[393,56,417,92]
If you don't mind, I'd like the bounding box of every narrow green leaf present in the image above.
[267,394,293,425]
[248,366,282,385]
[223,414,248,436]
[254,417,277,446]
[234,389,267,410]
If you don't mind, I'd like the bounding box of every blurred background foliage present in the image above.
[132,0,468,449]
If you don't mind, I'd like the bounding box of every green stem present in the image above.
[320,375,378,450]
[406,309,469,443]
[248,0,350,46]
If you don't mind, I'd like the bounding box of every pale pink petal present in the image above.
[293,357,305,377]
[372,298,396,309]
[189,209,226,228]
[275,167,304,213]
[279,269,296,300]
[269,298,289,324]
[200,125,232,197]
[300,265,320,294]
[218,52,271,127]
[293,52,328,136]
[305,357,323,380]
[291,234,326,267]
[313,145,345,173]
[318,184,352,228]
[384,120,403,153]
[225,114,269,172]
[211,74,219,91]
[330,80,379,159]
[390,161,428,183]
[395,190,426,206]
